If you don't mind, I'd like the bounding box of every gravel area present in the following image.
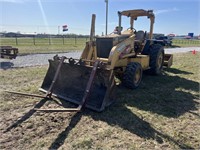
[0,47,199,69]
[0,51,81,69]
[165,46,199,54]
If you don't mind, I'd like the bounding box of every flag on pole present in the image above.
[62,25,68,32]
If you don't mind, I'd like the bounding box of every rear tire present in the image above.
[147,44,164,75]
[123,62,143,89]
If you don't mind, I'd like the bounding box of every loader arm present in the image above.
[81,14,97,61]
[108,35,135,69]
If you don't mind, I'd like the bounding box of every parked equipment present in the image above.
[39,9,173,112]
[6,9,173,112]
[0,46,18,59]
[155,36,172,46]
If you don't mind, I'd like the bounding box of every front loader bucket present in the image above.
[40,58,116,112]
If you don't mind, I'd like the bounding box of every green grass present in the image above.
[0,37,87,54]
[0,52,200,149]
[172,39,200,47]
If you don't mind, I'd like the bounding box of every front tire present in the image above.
[123,62,143,89]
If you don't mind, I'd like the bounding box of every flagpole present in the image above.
[105,0,108,35]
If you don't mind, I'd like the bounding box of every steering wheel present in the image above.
[127,27,137,33]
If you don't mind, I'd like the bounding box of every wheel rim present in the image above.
[134,69,141,85]
[157,53,163,69]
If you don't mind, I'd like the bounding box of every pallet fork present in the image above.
[5,56,101,112]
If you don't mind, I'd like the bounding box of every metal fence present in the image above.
[0,37,89,46]
[172,39,200,45]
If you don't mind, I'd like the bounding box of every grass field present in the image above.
[0,37,87,54]
[0,52,200,149]
[172,39,200,47]
[0,37,199,55]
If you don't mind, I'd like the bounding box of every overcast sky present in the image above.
[0,0,199,35]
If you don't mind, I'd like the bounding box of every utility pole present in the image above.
[105,0,108,35]
[58,26,60,35]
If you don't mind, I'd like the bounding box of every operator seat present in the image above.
[134,30,146,53]
[135,30,145,41]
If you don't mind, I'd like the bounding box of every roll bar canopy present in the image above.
[118,9,155,39]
